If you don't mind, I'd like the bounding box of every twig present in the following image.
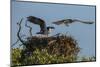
[25,20,32,37]
[17,18,26,46]
[11,35,26,47]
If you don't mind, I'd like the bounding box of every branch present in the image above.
[17,18,26,46]
[11,35,26,47]
[25,20,32,37]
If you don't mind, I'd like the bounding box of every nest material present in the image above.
[25,35,80,56]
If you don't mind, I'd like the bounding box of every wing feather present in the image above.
[73,19,94,24]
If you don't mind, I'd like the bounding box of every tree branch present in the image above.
[11,35,26,47]
[25,20,32,37]
[17,18,26,46]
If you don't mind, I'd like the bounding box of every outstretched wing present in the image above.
[52,19,74,26]
[52,19,66,25]
[73,19,94,24]
[52,19,94,26]
[27,16,46,33]
[39,20,46,33]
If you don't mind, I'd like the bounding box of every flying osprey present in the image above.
[52,19,94,26]
[27,16,55,36]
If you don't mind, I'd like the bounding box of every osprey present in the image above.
[36,26,55,36]
[27,16,55,36]
[52,19,94,26]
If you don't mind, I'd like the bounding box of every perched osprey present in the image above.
[36,26,55,35]
[52,19,94,26]
[27,16,55,36]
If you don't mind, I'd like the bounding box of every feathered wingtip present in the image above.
[73,19,95,24]
[82,21,94,24]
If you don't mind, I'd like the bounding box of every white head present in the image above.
[47,26,55,33]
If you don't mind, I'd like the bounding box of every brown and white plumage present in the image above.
[53,19,94,26]
[27,16,46,34]
[27,16,55,36]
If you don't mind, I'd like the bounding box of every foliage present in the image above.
[11,48,77,66]
[11,48,95,66]
[11,48,22,66]
[80,56,96,62]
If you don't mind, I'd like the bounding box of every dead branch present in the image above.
[25,20,32,37]
[11,35,26,47]
[17,18,26,46]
